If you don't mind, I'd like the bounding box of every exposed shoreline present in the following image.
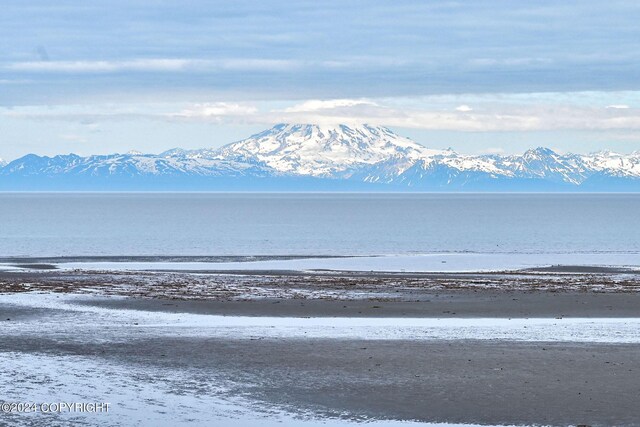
[2,266,640,301]
[3,251,640,276]
[2,291,640,426]
[3,267,640,319]
[2,268,640,425]
[73,291,640,319]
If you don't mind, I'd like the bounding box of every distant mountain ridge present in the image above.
[1,124,639,191]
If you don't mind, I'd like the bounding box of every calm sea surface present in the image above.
[0,193,638,258]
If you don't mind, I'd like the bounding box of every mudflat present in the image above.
[2,268,640,426]
[76,290,640,318]
[1,301,639,426]
[3,267,640,318]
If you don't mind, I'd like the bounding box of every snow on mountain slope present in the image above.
[212,124,445,177]
[581,150,640,177]
[494,148,591,185]
[1,123,639,190]
[0,158,6,167]
[439,153,511,176]
[0,153,271,178]
[208,124,581,182]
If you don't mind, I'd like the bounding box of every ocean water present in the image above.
[0,193,639,258]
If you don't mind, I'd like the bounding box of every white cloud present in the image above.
[6,59,191,73]
[283,99,378,113]
[0,79,33,84]
[606,104,630,109]
[170,103,259,123]
[6,94,640,133]
[59,133,88,143]
[3,58,409,74]
[3,58,302,73]
[275,101,640,132]
[482,147,505,154]
[468,57,553,67]
[218,59,300,72]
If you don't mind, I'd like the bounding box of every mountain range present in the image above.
[1,124,639,191]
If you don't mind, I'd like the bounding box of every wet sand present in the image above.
[117,338,639,426]
[1,298,640,426]
[2,268,640,425]
[77,290,640,318]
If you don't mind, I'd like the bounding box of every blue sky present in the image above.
[1,0,640,159]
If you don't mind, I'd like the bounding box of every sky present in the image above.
[1,0,640,160]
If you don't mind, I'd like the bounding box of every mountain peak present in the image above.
[2,124,640,190]
[593,149,622,157]
[524,147,557,157]
[254,123,401,143]
[159,148,188,158]
[215,123,439,177]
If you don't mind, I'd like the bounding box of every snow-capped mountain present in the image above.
[210,124,441,177]
[582,150,640,178]
[1,124,639,191]
[1,153,270,178]
[493,148,590,185]
[0,158,6,168]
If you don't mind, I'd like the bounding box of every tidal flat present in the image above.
[1,268,640,426]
